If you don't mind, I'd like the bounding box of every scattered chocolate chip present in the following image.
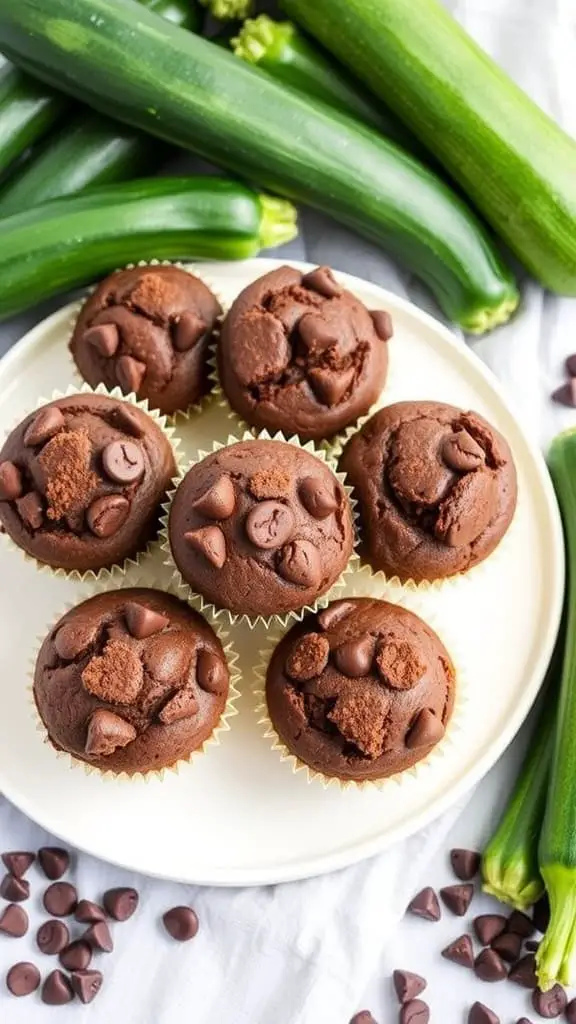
[533,895,550,934]
[442,934,474,968]
[184,525,227,568]
[173,310,205,352]
[84,323,119,357]
[349,1014,378,1024]
[87,493,130,537]
[516,1019,532,1024]
[6,961,40,997]
[38,846,69,880]
[0,874,29,902]
[508,910,535,938]
[245,501,295,549]
[277,538,321,587]
[75,900,106,924]
[298,477,338,519]
[566,354,576,377]
[370,309,393,341]
[552,381,576,407]
[23,407,65,447]
[442,430,485,472]
[113,404,144,438]
[308,365,356,407]
[85,709,137,757]
[103,887,139,922]
[532,984,567,1018]
[102,439,145,485]
[16,491,44,529]
[196,650,228,694]
[159,687,198,725]
[302,266,342,298]
[525,940,540,952]
[0,904,28,937]
[508,953,537,988]
[70,969,103,1005]
[317,601,355,631]
[1,852,34,878]
[125,602,168,640]
[42,969,74,1005]
[116,354,146,393]
[406,888,441,922]
[400,1000,429,1024]
[298,312,338,354]
[37,919,70,955]
[193,474,236,520]
[474,948,507,982]
[565,998,576,1024]
[450,848,481,881]
[468,1003,500,1024]
[491,930,522,962]
[84,920,113,952]
[406,709,445,749]
[334,638,374,678]
[0,461,23,501]
[43,881,77,917]
[59,940,92,971]
[162,906,199,941]
[474,914,507,945]
[393,970,427,1004]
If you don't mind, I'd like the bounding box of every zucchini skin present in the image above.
[0,0,518,333]
[0,66,68,180]
[281,0,576,296]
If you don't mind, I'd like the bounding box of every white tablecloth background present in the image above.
[1,0,575,1019]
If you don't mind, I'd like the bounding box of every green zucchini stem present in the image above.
[232,15,293,65]
[258,194,298,249]
[199,0,253,20]
[463,293,519,335]
[538,866,576,989]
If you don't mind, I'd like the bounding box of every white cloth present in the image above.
[1,0,575,1020]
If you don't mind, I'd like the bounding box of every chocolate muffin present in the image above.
[217,265,391,442]
[265,598,455,782]
[0,394,176,573]
[168,439,354,619]
[340,401,517,583]
[34,589,231,775]
[70,265,221,416]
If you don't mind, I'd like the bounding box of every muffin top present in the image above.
[168,439,354,619]
[0,393,176,572]
[340,401,517,583]
[266,598,455,782]
[70,265,221,416]
[34,589,230,775]
[217,264,390,442]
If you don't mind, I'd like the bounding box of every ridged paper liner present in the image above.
[0,382,184,584]
[253,564,468,791]
[28,575,241,782]
[67,260,228,423]
[159,429,359,630]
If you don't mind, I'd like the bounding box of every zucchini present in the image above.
[0,65,68,180]
[0,177,298,320]
[281,0,576,296]
[199,0,252,20]
[538,430,576,990]
[0,0,519,333]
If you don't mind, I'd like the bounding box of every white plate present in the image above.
[0,259,564,886]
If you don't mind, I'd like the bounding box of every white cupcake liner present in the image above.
[0,382,184,585]
[254,564,468,791]
[159,429,359,631]
[29,574,241,782]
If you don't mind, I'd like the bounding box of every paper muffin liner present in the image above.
[253,564,469,791]
[159,429,360,631]
[67,260,228,423]
[0,382,184,585]
[28,574,241,783]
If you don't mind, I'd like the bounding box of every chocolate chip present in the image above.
[0,461,23,501]
[103,886,139,921]
[84,323,119,357]
[43,881,77,917]
[302,265,342,298]
[70,969,103,1005]
[533,895,550,934]
[84,920,114,952]
[406,709,445,750]
[174,310,205,352]
[491,930,522,962]
[37,919,70,954]
[473,915,507,945]
[552,381,576,407]
[468,1003,500,1024]
[451,849,481,881]
[162,906,199,941]
[116,354,146,393]
[6,962,40,997]
[566,998,576,1024]
[38,846,69,881]
[193,474,236,520]
[308,365,356,407]
[298,312,338,354]
[23,406,65,447]
[317,601,355,631]
[532,984,567,1018]
[440,884,474,917]
[159,688,198,725]
[125,602,169,640]
[508,910,535,938]
[298,476,339,519]
[286,633,330,681]
[474,948,506,982]
[75,900,106,924]
[442,429,485,472]
[54,620,97,661]
[349,1014,378,1024]
[370,309,393,341]
[525,940,540,952]
[87,493,130,537]
[508,953,537,988]
[196,650,228,694]
[333,637,374,678]
[16,491,44,529]
[246,501,295,549]
[1,851,34,878]
[400,1000,429,1024]
[0,904,28,937]
[516,1019,532,1024]
[184,525,227,568]
[113,404,144,438]
[42,969,74,1005]
[0,873,29,902]
[406,888,441,922]
[102,439,145,484]
[442,934,474,967]
[85,709,137,757]
[277,539,321,587]
[393,970,427,1004]
[59,940,92,971]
